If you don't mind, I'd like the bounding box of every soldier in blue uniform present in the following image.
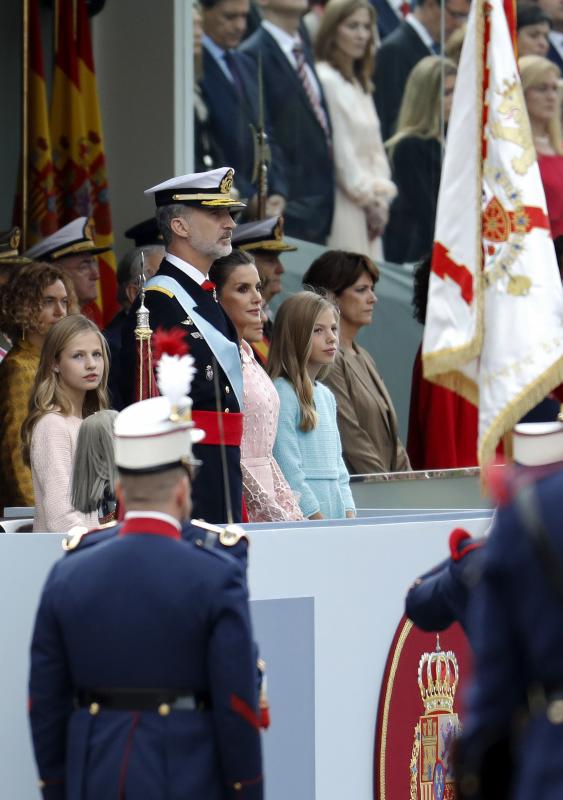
[28,381,263,799]
[118,167,246,524]
[405,527,485,635]
[456,421,563,799]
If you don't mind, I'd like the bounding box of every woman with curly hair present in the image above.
[21,314,109,532]
[0,262,76,512]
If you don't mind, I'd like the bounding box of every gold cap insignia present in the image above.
[84,219,95,242]
[220,169,234,195]
[274,219,283,241]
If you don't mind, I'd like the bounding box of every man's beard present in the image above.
[190,229,232,260]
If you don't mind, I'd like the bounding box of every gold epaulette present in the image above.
[145,285,174,298]
[191,518,248,547]
[61,521,116,552]
[61,526,89,551]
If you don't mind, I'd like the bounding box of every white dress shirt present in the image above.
[549,30,563,62]
[165,252,207,285]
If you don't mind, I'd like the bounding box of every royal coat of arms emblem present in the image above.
[410,637,461,800]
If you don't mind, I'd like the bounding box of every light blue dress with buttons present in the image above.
[272,377,355,519]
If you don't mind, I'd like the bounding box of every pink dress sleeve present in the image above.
[31,414,98,533]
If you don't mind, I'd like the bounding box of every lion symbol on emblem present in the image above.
[489,79,535,176]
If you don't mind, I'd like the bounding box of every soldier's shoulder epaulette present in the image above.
[62,522,120,554]
[190,518,248,547]
[182,519,249,564]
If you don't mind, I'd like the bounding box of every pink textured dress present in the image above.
[240,341,303,522]
[31,412,98,533]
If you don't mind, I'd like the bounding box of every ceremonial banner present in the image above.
[25,0,58,245]
[50,0,91,225]
[77,0,118,325]
[423,0,563,465]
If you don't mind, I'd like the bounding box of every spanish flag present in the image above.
[76,0,118,325]
[16,0,58,246]
[422,0,563,465]
[50,0,91,228]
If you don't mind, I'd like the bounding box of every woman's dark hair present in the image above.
[411,254,432,325]
[517,2,552,30]
[302,250,379,296]
[209,248,255,295]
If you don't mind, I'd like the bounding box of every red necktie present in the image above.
[292,42,332,150]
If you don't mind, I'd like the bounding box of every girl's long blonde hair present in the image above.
[519,55,563,155]
[22,315,109,466]
[267,291,338,432]
[386,55,458,157]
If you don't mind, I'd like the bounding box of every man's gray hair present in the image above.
[116,244,164,305]
[156,204,194,247]
[71,410,119,514]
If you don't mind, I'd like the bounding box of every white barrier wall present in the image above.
[0,511,492,799]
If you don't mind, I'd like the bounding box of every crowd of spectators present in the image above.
[3,0,563,531]
[194,0,563,258]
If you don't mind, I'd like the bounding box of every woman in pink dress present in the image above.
[210,251,303,522]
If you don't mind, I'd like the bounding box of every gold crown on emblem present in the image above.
[418,635,459,714]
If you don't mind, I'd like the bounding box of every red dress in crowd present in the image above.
[407,345,478,471]
[538,153,563,238]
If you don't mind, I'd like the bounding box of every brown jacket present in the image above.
[322,343,411,475]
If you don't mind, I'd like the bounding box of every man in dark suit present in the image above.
[374,0,470,140]
[539,0,563,69]
[201,0,287,216]
[104,218,164,410]
[240,0,335,244]
[28,391,263,799]
[118,167,246,525]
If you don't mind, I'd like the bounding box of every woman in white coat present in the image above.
[315,0,396,260]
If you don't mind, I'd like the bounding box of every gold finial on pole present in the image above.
[134,251,154,401]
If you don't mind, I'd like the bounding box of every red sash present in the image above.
[192,410,243,446]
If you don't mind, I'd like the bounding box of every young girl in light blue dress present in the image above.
[268,291,356,520]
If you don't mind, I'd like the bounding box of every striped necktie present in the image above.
[292,41,332,149]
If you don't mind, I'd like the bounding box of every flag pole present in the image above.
[21,0,30,249]
[53,0,59,53]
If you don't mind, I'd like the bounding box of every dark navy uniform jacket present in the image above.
[459,469,563,800]
[118,260,243,524]
[405,529,485,635]
[28,515,263,800]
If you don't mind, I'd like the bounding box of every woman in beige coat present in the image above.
[303,250,410,474]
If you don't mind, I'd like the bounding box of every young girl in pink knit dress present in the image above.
[22,315,109,532]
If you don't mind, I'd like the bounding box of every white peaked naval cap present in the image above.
[24,217,111,261]
[145,167,245,209]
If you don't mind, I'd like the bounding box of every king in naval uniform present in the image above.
[118,167,246,524]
